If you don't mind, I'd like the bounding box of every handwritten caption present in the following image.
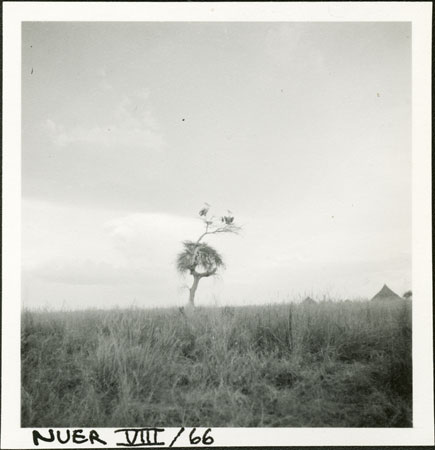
[32,427,214,447]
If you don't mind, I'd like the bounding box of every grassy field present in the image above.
[22,299,412,427]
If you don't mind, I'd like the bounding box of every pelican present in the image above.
[199,203,210,217]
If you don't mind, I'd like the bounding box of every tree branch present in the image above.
[196,223,241,244]
[193,267,217,278]
[188,208,242,274]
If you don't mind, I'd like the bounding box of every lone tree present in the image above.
[176,204,241,307]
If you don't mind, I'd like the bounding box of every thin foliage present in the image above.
[176,241,225,275]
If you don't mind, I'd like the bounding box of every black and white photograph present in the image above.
[2,2,433,448]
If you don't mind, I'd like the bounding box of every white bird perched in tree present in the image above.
[221,215,234,225]
[222,210,234,225]
[199,203,210,217]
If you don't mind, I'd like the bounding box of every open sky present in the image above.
[22,22,411,309]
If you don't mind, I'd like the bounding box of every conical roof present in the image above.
[371,284,402,301]
[302,296,317,305]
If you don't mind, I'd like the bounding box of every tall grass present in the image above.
[21,300,412,427]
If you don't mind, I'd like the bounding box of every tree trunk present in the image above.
[189,275,200,307]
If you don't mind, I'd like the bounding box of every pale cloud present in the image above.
[105,212,202,266]
[33,259,144,286]
[115,94,160,131]
[43,91,164,149]
[23,208,213,305]
[22,198,122,270]
[43,118,164,149]
[24,209,200,287]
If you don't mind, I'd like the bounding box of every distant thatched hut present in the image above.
[302,296,317,305]
[371,284,403,302]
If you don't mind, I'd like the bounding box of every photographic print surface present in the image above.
[20,20,414,429]
[3,2,433,446]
